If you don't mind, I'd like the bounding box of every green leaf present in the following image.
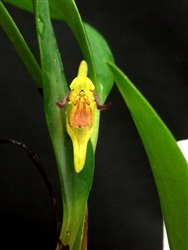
[0,1,42,88]
[106,61,188,250]
[34,1,94,249]
[83,23,114,103]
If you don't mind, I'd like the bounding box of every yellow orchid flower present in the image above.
[56,60,110,173]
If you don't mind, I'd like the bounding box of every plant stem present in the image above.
[81,205,88,250]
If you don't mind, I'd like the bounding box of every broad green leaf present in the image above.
[0,1,42,88]
[106,61,188,250]
[83,23,114,103]
[34,1,94,249]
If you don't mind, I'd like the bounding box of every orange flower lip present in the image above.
[70,89,92,128]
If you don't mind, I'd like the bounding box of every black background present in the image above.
[1,1,188,249]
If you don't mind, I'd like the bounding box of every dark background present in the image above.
[1,1,188,249]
